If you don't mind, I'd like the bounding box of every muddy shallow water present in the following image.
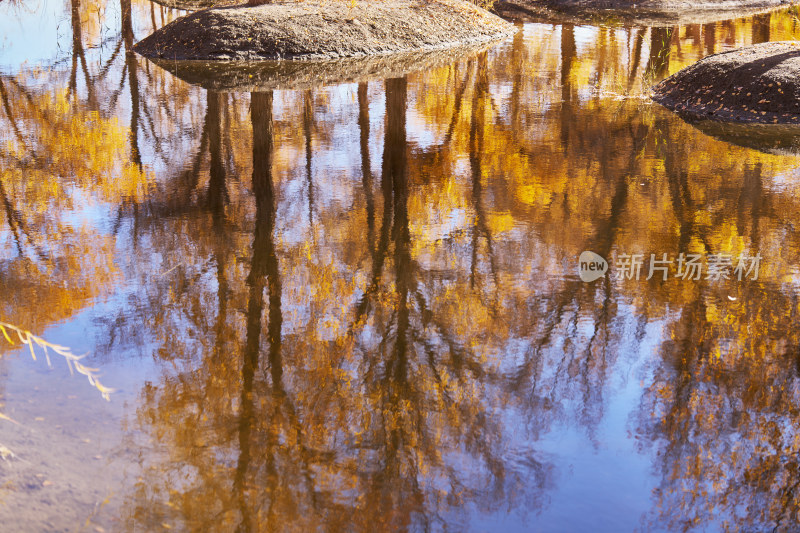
[3,1,800,531]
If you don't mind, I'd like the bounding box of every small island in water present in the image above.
[651,41,800,124]
[133,0,516,61]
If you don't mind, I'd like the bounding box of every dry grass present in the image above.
[0,322,115,401]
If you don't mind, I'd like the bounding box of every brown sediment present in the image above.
[146,43,498,91]
[680,118,800,155]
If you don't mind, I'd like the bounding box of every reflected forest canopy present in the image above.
[2,1,800,532]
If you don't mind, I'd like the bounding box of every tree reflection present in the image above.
[6,4,800,530]
[635,277,800,532]
[120,15,800,531]
[121,76,554,530]
[233,90,284,533]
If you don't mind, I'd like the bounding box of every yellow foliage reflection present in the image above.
[5,2,800,531]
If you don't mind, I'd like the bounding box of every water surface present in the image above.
[2,2,800,531]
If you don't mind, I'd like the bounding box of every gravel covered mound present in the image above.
[651,41,800,124]
[133,0,516,61]
[494,0,788,26]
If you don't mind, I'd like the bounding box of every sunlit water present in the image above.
[2,1,800,531]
